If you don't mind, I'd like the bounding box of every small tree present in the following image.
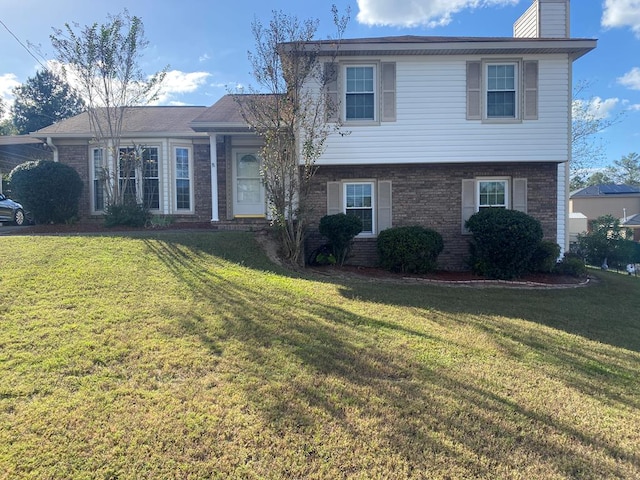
[9,160,83,224]
[11,69,85,134]
[50,10,167,208]
[577,214,634,269]
[235,7,349,265]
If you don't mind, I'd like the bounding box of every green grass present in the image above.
[1,231,639,479]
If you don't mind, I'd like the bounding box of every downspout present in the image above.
[46,137,59,163]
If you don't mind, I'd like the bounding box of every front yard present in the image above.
[1,231,638,479]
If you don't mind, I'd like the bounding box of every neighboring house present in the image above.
[622,214,640,242]
[32,0,596,270]
[570,184,640,241]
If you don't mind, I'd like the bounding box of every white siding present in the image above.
[540,2,569,38]
[557,162,568,254]
[514,2,539,38]
[319,55,571,166]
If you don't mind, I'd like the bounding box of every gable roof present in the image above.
[571,184,640,198]
[31,106,209,139]
[190,94,281,133]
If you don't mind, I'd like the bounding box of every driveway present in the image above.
[0,223,26,235]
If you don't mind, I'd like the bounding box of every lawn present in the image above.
[0,231,639,479]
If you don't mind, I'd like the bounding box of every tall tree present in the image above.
[571,81,623,189]
[50,9,167,206]
[0,98,17,136]
[235,6,349,265]
[11,69,85,134]
[604,152,640,186]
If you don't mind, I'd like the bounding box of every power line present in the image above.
[0,18,47,70]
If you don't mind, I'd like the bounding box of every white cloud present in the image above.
[0,73,20,102]
[356,0,518,27]
[154,70,211,104]
[618,67,640,90]
[629,103,640,111]
[199,53,211,63]
[573,97,620,120]
[0,73,20,119]
[602,0,640,36]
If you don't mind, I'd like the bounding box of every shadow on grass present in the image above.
[141,232,639,478]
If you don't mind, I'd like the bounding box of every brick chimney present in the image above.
[514,0,570,38]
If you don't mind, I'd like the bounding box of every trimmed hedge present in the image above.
[377,226,444,274]
[466,208,543,280]
[104,202,151,228]
[9,160,83,224]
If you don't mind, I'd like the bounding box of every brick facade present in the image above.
[57,145,92,220]
[306,163,559,271]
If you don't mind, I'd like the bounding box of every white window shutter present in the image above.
[466,62,482,120]
[324,62,339,123]
[523,61,538,120]
[377,180,392,233]
[380,63,396,122]
[512,178,527,213]
[327,181,342,215]
[461,179,476,234]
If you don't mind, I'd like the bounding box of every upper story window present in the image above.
[486,64,517,119]
[345,66,375,121]
[467,60,538,122]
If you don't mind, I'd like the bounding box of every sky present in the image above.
[0,0,639,167]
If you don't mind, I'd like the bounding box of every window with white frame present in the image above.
[174,147,191,210]
[486,63,517,119]
[478,179,508,209]
[91,148,106,212]
[345,66,375,121]
[118,146,159,209]
[345,182,374,234]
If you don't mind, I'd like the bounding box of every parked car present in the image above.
[0,193,29,226]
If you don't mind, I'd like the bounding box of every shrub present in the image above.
[466,208,543,280]
[530,240,561,273]
[104,202,150,228]
[377,226,444,274]
[318,213,363,266]
[9,160,83,224]
[554,253,588,278]
[308,244,337,266]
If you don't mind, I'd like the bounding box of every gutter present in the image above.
[46,137,59,162]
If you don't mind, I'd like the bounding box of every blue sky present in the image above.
[0,0,638,167]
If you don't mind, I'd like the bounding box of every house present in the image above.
[0,135,53,193]
[570,184,640,241]
[32,0,596,270]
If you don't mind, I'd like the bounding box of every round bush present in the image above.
[530,240,561,273]
[377,225,444,274]
[465,208,543,280]
[319,213,363,265]
[9,160,83,224]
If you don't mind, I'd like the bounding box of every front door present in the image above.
[233,151,265,217]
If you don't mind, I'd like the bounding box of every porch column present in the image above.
[210,134,219,222]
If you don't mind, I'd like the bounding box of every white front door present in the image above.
[233,151,265,217]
